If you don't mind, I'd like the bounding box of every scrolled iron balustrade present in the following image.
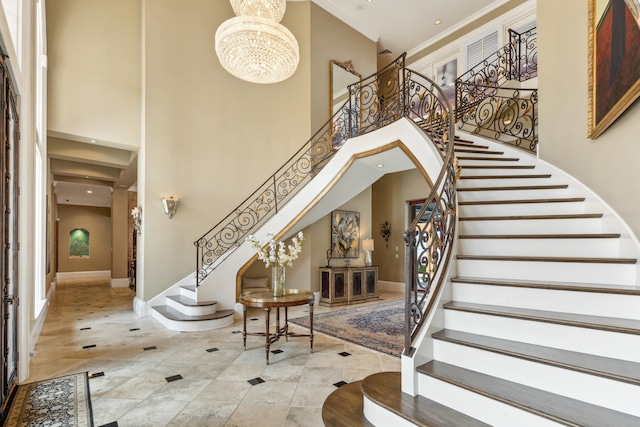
[194,54,457,359]
[456,27,538,152]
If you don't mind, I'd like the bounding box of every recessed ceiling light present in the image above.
[376,164,384,168]
[434,19,442,25]
[87,190,93,194]
[90,139,96,143]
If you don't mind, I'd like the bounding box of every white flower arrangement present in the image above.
[246,231,305,268]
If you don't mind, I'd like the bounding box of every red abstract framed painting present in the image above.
[588,0,640,138]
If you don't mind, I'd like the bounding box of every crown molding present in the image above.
[311,0,380,42]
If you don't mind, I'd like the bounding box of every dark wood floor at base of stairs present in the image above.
[322,381,374,427]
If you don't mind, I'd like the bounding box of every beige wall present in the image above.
[371,169,431,283]
[310,3,378,131]
[46,0,141,149]
[139,0,313,300]
[111,188,129,279]
[538,0,640,238]
[57,205,112,272]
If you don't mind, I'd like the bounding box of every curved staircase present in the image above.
[323,132,640,426]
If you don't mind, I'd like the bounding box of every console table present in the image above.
[319,266,378,306]
[240,289,314,364]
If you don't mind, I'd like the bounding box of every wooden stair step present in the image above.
[461,165,535,169]
[432,329,640,386]
[417,360,640,427]
[359,372,491,427]
[454,137,476,144]
[322,381,374,427]
[458,184,568,191]
[457,255,637,264]
[451,276,640,294]
[152,305,234,322]
[181,284,196,292]
[443,301,640,335]
[459,174,552,180]
[457,156,520,161]
[167,295,217,307]
[459,197,585,206]
[458,233,620,239]
[459,213,603,221]
[454,148,505,155]
[453,142,489,149]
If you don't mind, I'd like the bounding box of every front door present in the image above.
[0,54,20,421]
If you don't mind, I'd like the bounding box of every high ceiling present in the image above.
[51,0,511,207]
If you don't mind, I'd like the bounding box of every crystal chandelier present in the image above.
[215,0,299,84]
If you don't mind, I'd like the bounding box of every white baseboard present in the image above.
[133,296,146,317]
[56,270,111,280]
[110,278,130,288]
[30,281,57,360]
[378,280,404,293]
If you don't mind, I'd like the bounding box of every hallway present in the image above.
[27,279,401,426]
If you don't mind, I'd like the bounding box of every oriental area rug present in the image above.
[290,300,405,356]
[5,372,93,427]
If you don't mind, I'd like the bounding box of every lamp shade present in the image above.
[362,239,374,252]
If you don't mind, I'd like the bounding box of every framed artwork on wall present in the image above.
[331,210,360,258]
[588,0,640,138]
[69,228,90,258]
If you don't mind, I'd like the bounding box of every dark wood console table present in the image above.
[240,289,314,364]
[319,266,379,306]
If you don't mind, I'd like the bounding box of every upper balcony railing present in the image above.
[194,54,457,356]
[456,27,538,151]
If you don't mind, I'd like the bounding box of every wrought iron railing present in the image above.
[456,27,537,151]
[194,54,457,358]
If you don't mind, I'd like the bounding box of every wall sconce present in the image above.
[362,239,374,266]
[161,196,180,219]
[131,206,142,235]
[380,221,391,248]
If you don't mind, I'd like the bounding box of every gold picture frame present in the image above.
[588,0,640,139]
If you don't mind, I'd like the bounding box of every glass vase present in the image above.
[272,264,286,297]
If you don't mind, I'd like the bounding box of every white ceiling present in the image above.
[53,0,510,207]
[311,0,510,56]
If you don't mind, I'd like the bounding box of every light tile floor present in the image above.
[27,279,402,427]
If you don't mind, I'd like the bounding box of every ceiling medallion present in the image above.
[215,0,299,84]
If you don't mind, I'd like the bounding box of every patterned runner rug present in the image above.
[5,372,93,427]
[290,300,405,356]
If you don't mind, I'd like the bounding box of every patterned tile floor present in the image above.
[27,279,402,427]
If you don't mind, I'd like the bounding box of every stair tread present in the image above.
[455,148,504,155]
[181,284,196,292]
[457,156,519,161]
[152,305,234,322]
[322,381,374,427]
[443,301,640,334]
[433,329,640,385]
[461,165,535,169]
[167,294,217,307]
[458,184,568,191]
[459,213,603,221]
[458,233,621,239]
[417,360,640,427]
[457,255,637,264]
[459,174,552,179]
[451,276,640,295]
[459,197,585,205]
[360,372,490,427]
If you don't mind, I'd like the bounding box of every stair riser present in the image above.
[458,218,603,234]
[443,309,640,362]
[458,238,619,258]
[433,340,640,416]
[458,201,586,216]
[457,178,557,188]
[151,310,233,332]
[417,374,562,427]
[456,259,636,286]
[451,282,640,320]
[166,298,217,316]
[180,287,197,299]
[362,398,417,427]
[458,189,578,202]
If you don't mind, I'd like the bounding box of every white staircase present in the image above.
[361,132,640,426]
